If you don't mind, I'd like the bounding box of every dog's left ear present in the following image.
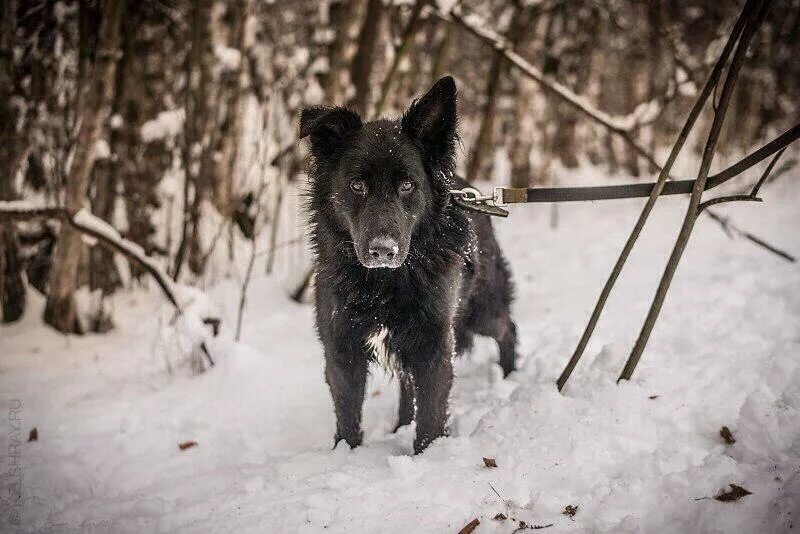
[402,76,457,165]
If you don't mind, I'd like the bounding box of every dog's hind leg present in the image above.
[393,372,415,432]
[497,319,517,378]
[472,314,517,377]
[325,355,368,448]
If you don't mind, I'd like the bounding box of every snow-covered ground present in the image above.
[2,166,799,533]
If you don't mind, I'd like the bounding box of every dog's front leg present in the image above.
[410,328,454,454]
[325,352,368,448]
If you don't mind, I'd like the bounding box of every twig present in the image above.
[265,172,286,275]
[236,236,259,342]
[707,128,797,189]
[619,0,771,382]
[698,195,761,212]
[556,0,755,391]
[258,236,304,256]
[488,483,504,501]
[291,267,315,303]
[235,139,273,341]
[512,522,554,532]
[728,227,795,262]
[198,217,232,271]
[750,148,786,197]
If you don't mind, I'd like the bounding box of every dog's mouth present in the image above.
[355,236,408,269]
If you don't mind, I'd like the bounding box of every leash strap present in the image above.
[451,178,706,217]
[498,179,697,204]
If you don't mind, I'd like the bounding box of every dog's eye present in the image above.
[350,179,366,194]
[399,180,415,192]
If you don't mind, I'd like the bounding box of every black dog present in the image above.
[300,76,516,454]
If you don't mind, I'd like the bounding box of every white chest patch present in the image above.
[365,326,392,370]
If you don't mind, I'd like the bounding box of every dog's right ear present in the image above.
[299,106,362,161]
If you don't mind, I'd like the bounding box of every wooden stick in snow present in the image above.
[556,0,757,391]
[618,0,771,382]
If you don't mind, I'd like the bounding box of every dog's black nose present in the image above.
[368,237,399,262]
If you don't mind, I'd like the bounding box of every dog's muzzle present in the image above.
[362,236,403,268]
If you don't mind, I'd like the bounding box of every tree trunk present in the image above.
[350,0,384,117]
[174,0,213,280]
[117,2,167,279]
[215,0,251,217]
[0,0,27,323]
[509,77,537,187]
[374,0,425,116]
[322,0,363,104]
[430,24,453,85]
[44,0,124,334]
[466,4,534,183]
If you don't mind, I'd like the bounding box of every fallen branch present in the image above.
[0,202,216,366]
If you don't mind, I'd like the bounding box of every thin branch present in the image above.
[698,145,788,212]
[291,267,315,303]
[729,227,796,263]
[750,147,786,197]
[235,136,273,341]
[257,236,304,257]
[698,195,762,212]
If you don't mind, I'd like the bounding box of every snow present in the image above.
[0,200,57,212]
[140,109,186,143]
[94,139,111,160]
[1,164,799,533]
[109,114,124,130]
[214,45,242,71]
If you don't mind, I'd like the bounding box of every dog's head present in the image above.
[300,76,457,269]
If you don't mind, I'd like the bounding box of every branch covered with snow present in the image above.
[0,203,216,365]
[430,5,642,134]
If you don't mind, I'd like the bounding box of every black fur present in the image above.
[301,76,517,454]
